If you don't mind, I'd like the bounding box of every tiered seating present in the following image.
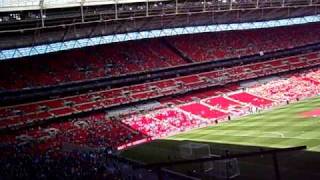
[304,68,320,82]
[122,107,226,139]
[4,67,320,161]
[122,115,178,137]
[159,84,240,106]
[1,23,320,91]
[153,109,199,130]
[130,91,158,100]
[4,66,320,155]
[248,71,320,102]
[204,96,241,110]
[150,79,178,95]
[2,51,320,129]
[5,68,320,149]
[0,112,146,151]
[203,96,249,116]
[147,39,187,66]
[228,92,274,108]
[0,39,186,91]
[168,23,320,62]
[176,75,206,89]
[4,23,320,180]
[179,102,228,120]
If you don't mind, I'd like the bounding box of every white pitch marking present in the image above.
[264,132,285,138]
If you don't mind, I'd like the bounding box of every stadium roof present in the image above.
[0,0,166,12]
[1,14,320,60]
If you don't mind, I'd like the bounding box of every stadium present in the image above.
[1,0,320,179]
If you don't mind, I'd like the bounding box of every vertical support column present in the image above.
[256,0,259,8]
[310,0,313,5]
[40,9,45,27]
[229,0,233,10]
[146,0,149,16]
[157,168,164,180]
[39,0,45,28]
[282,0,285,7]
[211,10,215,23]
[175,0,178,14]
[225,150,230,180]
[115,0,118,19]
[203,0,207,11]
[80,0,85,23]
[272,153,281,180]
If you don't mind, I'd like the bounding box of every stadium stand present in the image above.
[248,70,320,102]
[3,66,320,153]
[1,50,320,130]
[228,92,274,108]
[1,23,320,91]
[0,112,147,151]
[3,0,320,178]
[167,23,320,62]
[202,96,250,116]
[179,102,228,120]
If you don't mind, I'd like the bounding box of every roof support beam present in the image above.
[80,0,86,23]
[175,0,178,14]
[1,13,319,60]
[115,0,118,19]
[39,0,45,27]
[146,0,149,16]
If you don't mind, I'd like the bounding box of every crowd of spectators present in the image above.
[248,68,320,102]
[2,50,320,130]
[2,22,320,178]
[3,66,320,178]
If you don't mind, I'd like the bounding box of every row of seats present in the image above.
[0,90,241,151]
[1,23,320,91]
[0,91,273,154]
[228,92,274,108]
[168,23,320,62]
[0,39,186,91]
[121,91,274,138]
[159,84,240,105]
[121,67,320,141]
[3,66,320,152]
[0,112,146,153]
[204,96,250,116]
[1,51,320,130]
[248,69,320,102]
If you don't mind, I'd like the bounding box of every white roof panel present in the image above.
[0,0,166,12]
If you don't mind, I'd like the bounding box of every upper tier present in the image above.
[1,23,320,91]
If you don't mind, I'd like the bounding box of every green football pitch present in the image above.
[121,96,320,179]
